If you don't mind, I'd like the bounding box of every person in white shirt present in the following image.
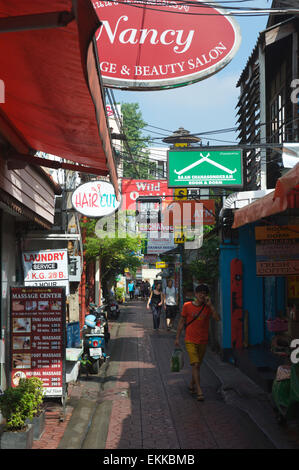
[164,279,178,331]
[134,286,140,299]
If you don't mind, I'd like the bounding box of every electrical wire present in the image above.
[105,88,144,178]
[98,0,299,17]
[105,89,299,183]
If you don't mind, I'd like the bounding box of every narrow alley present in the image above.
[33,301,299,451]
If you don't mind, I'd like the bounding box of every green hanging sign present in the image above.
[168,148,243,188]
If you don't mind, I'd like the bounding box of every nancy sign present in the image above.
[72,181,121,217]
[93,0,241,90]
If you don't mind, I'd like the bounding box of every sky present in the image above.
[112,0,272,149]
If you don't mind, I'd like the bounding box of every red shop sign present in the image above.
[121,178,173,210]
[94,1,241,90]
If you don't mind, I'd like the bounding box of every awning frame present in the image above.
[0,0,120,198]
[232,162,299,228]
[0,10,75,33]
[5,151,108,176]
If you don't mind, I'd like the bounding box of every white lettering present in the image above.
[174,29,195,54]
[97,16,194,53]
[139,28,159,45]
[160,29,176,45]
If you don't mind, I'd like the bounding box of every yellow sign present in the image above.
[174,232,186,243]
[174,143,188,147]
[174,188,188,200]
[255,225,299,240]
[288,276,299,298]
[156,261,168,269]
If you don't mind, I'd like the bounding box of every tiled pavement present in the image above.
[33,301,299,450]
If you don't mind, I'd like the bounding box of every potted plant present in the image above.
[0,384,34,448]
[115,287,125,304]
[21,377,45,440]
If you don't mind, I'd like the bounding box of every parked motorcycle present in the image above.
[80,304,110,375]
[106,297,120,320]
[89,303,110,344]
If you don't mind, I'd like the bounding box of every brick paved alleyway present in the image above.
[51,300,299,450]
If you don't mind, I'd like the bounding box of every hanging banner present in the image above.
[121,179,173,210]
[72,180,121,217]
[255,225,299,276]
[10,287,66,397]
[22,249,70,296]
[168,148,243,188]
[94,1,241,90]
[147,234,176,254]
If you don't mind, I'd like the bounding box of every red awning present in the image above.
[0,0,119,197]
[232,162,299,228]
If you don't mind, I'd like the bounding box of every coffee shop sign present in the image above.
[72,181,121,217]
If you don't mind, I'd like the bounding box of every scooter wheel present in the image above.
[277,414,286,426]
[89,360,99,375]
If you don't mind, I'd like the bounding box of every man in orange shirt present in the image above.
[175,284,220,401]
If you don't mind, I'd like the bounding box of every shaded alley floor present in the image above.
[35,301,299,450]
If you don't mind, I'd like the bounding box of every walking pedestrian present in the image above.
[128,280,135,300]
[164,279,178,331]
[144,280,150,301]
[175,284,220,401]
[147,281,164,331]
[140,281,145,300]
[134,285,140,300]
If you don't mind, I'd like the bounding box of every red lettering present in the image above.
[75,193,81,208]
[92,193,99,208]
[82,194,88,207]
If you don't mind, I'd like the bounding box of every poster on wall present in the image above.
[10,287,66,397]
[22,249,70,296]
[255,225,299,276]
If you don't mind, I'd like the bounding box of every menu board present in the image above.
[10,287,66,397]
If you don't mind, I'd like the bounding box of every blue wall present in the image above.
[219,244,238,349]
[219,223,287,350]
[238,224,264,346]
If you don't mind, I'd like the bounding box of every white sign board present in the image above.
[22,249,70,295]
[72,180,121,218]
[147,234,176,255]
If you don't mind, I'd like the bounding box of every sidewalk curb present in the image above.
[204,348,296,449]
[58,310,125,449]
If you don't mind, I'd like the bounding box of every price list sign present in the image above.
[10,287,66,397]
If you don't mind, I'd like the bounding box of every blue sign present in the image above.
[66,322,81,348]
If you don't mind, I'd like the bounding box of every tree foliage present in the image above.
[121,102,155,179]
[182,227,220,293]
[81,216,142,299]
[189,234,220,283]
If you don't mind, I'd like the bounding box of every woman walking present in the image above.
[147,281,164,331]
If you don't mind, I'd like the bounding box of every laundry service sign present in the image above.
[168,148,243,188]
[93,0,241,90]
